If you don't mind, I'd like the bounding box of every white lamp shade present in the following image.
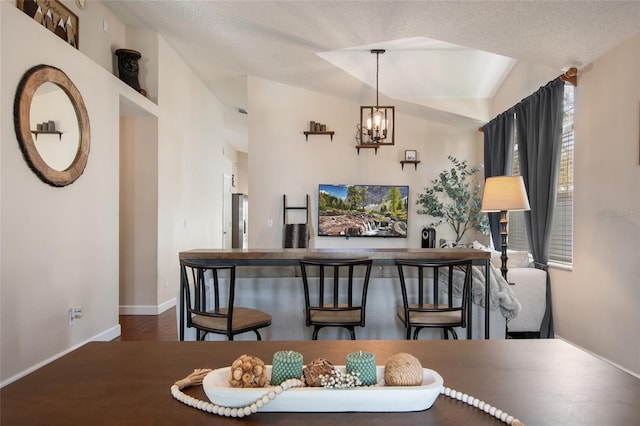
[482,176,531,212]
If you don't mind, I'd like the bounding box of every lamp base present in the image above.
[499,210,509,281]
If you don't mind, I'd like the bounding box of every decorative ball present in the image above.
[302,358,335,387]
[384,353,424,386]
[228,354,268,388]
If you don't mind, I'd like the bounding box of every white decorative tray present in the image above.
[202,365,443,412]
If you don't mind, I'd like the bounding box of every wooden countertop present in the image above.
[179,248,490,265]
[2,339,638,425]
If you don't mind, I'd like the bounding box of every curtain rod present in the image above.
[478,67,578,132]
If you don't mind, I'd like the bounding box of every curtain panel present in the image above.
[514,77,565,338]
[483,112,514,249]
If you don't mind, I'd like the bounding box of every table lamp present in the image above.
[481,176,531,281]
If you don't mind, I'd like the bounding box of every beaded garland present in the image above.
[170,351,527,425]
[171,370,525,424]
[171,368,526,424]
[171,369,305,418]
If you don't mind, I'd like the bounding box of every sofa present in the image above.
[469,241,547,338]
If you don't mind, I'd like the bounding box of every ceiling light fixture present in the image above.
[360,49,394,145]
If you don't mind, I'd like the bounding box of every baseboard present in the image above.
[98,324,122,341]
[556,335,640,380]
[0,324,121,389]
[506,331,540,339]
[119,297,176,315]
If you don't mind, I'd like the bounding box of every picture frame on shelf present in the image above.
[405,150,417,161]
[17,0,79,49]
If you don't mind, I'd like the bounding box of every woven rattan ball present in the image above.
[228,354,268,388]
[384,353,423,386]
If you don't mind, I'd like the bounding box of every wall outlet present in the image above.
[68,307,82,326]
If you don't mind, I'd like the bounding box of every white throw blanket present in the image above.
[443,264,521,320]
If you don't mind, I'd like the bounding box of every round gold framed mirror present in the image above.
[14,65,90,187]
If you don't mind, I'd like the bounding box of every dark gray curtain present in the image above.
[483,112,514,249]
[514,78,565,338]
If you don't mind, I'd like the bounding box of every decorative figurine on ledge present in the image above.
[115,48,146,96]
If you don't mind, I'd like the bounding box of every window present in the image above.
[508,84,574,264]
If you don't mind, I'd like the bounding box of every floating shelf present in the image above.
[400,160,421,170]
[31,130,63,140]
[355,144,381,155]
[304,131,334,141]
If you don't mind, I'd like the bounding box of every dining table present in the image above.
[178,248,493,339]
[1,339,638,425]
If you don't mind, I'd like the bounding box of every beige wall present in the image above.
[554,34,639,375]
[490,35,640,376]
[1,1,227,384]
[156,35,227,308]
[119,115,158,311]
[247,77,484,249]
[2,2,120,383]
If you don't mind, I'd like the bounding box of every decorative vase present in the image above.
[115,48,146,96]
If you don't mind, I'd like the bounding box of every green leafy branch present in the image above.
[416,156,489,244]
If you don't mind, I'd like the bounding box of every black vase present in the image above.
[115,49,146,96]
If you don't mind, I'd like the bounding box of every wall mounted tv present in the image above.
[318,184,408,237]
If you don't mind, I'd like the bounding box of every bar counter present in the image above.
[1,339,638,425]
[178,248,494,339]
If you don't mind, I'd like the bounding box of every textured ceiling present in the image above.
[103,1,640,152]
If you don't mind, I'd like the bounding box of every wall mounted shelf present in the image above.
[400,160,421,170]
[31,130,63,140]
[355,144,381,155]
[304,131,334,141]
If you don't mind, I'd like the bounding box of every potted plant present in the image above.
[416,156,489,245]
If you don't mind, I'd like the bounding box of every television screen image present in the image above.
[318,184,408,237]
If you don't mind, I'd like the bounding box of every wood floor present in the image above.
[114,307,178,341]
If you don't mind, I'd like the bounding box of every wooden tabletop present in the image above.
[1,339,638,425]
[179,248,490,266]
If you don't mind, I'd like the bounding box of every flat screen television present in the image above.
[318,184,408,237]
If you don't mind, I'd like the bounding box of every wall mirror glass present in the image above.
[14,65,90,187]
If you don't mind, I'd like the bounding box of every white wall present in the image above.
[156,36,227,307]
[1,0,227,385]
[490,35,640,376]
[554,34,640,376]
[247,77,483,249]
[1,2,120,383]
[119,114,158,310]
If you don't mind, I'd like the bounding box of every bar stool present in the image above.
[180,259,272,341]
[395,258,473,340]
[299,258,373,340]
